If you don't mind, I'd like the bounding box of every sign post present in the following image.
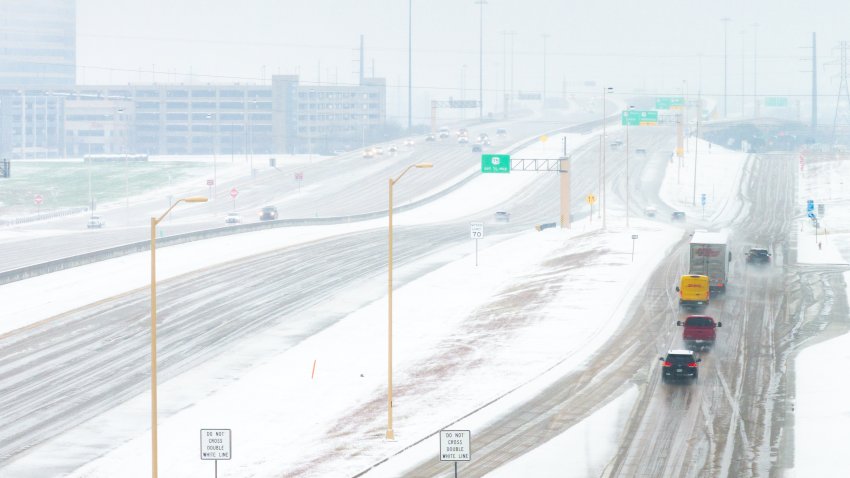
[586,194,597,224]
[631,234,639,262]
[470,222,484,266]
[206,179,214,200]
[294,171,304,192]
[200,429,231,478]
[230,187,238,211]
[34,193,43,218]
[701,193,707,218]
[440,429,471,477]
[621,110,658,126]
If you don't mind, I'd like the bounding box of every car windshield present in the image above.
[685,317,714,327]
[667,354,694,364]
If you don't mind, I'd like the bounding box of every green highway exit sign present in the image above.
[621,110,658,126]
[655,97,685,110]
[481,154,510,173]
[765,97,788,107]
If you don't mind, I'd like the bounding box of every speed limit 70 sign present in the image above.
[470,222,484,239]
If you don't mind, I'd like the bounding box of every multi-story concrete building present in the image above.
[0,0,76,89]
[0,75,387,158]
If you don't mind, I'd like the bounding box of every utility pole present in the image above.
[408,0,413,130]
[476,0,487,121]
[812,32,818,134]
[741,29,746,116]
[542,33,550,107]
[832,41,850,146]
[721,17,731,118]
[752,23,759,117]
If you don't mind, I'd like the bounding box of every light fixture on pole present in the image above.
[387,162,433,440]
[721,17,731,118]
[150,196,207,478]
[542,33,550,107]
[206,113,217,201]
[625,105,634,228]
[602,86,612,229]
[475,0,487,121]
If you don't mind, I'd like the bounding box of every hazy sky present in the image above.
[76,0,850,123]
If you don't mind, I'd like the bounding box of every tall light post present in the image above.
[475,0,487,121]
[408,0,413,130]
[602,86,613,229]
[387,162,433,440]
[150,196,207,478]
[461,64,467,120]
[542,33,550,107]
[508,31,517,116]
[206,113,217,201]
[625,105,634,228]
[117,106,129,224]
[721,17,731,118]
[752,22,759,117]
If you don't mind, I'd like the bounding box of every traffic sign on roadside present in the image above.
[200,429,231,460]
[440,430,471,462]
[207,179,214,186]
[586,194,597,205]
[481,154,510,173]
[230,187,238,199]
[34,194,43,205]
[470,222,484,239]
[701,193,707,206]
[655,97,685,110]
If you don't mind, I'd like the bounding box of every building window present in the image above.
[166,90,189,98]
[166,124,188,132]
[220,90,244,98]
[166,113,188,121]
[192,102,216,109]
[192,90,215,97]
[166,102,189,109]
[136,90,159,98]
[220,102,244,109]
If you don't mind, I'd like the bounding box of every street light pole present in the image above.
[150,196,207,478]
[625,115,629,228]
[721,17,731,118]
[602,86,612,229]
[475,0,487,121]
[207,113,217,201]
[408,0,413,130]
[387,162,433,441]
[542,33,549,107]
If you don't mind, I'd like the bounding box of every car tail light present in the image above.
[688,362,698,368]
[662,361,672,367]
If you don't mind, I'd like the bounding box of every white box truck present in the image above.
[689,231,731,294]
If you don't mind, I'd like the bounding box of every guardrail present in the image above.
[0,117,612,286]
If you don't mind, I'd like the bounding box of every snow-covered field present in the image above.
[6,131,845,477]
[790,154,850,477]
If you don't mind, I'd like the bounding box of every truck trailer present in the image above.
[689,231,731,293]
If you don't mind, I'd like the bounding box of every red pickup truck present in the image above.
[677,315,722,348]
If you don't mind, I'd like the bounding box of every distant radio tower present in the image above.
[832,41,850,146]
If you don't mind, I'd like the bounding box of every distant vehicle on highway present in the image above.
[425,134,436,142]
[496,128,507,137]
[471,143,482,152]
[403,138,415,147]
[671,211,686,221]
[745,247,771,265]
[388,145,398,154]
[86,215,105,229]
[225,212,241,224]
[644,206,657,217]
[676,274,710,309]
[374,146,384,155]
[259,206,278,221]
[457,136,469,144]
[438,126,450,139]
[610,140,623,150]
[362,148,375,158]
[494,211,510,222]
[635,148,647,155]
[677,315,721,349]
[659,349,701,382]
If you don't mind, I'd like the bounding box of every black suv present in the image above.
[259,206,279,221]
[745,248,771,265]
[659,349,701,382]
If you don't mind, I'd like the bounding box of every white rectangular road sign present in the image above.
[440,429,471,461]
[470,222,484,239]
[201,429,231,460]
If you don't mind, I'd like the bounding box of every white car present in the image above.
[225,212,241,224]
[374,146,384,155]
[87,215,105,228]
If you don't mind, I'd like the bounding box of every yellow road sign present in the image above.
[586,194,597,205]
[539,134,549,143]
